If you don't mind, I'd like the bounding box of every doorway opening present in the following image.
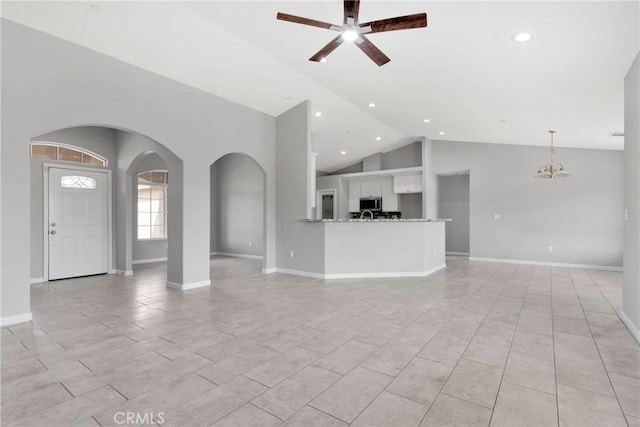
[438,171,470,256]
[210,153,266,272]
[316,189,337,220]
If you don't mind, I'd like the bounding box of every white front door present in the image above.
[48,167,109,280]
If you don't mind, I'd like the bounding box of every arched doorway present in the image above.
[29,125,183,285]
[210,153,267,276]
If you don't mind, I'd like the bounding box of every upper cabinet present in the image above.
[360,179,382,197]
[394,173,423,194]
[339,167,422,212]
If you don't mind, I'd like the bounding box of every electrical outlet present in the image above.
[624,209,628,221]
[548,246,554,253]
[249,241,253,248]
[289,250,294,258]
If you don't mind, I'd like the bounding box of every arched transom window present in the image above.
[30,142,107,167]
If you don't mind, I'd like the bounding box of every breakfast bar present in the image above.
[304,219,448,279]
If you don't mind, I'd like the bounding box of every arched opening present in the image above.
[29,125,183,285]
[210,153,266,277]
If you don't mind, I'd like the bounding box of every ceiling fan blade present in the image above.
[309,35,344,62]
[355,35,390,66]
[344,0,361,24]
[359,13,427,34]
[277,12,337,30]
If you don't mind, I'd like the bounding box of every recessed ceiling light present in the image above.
[513,32,532,42]
[314,112,322,117]
[340,150,347,155]
[369,103,376,108]
[320,58,327,63]
[438,131,445,135]
[376,136,382,141]
[423,119,431,123]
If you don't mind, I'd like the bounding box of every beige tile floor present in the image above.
[2,256,639,426]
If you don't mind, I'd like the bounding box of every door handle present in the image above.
[50,230,56,235]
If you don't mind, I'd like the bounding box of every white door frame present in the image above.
[43,163,113,281]
[316,188,338,220]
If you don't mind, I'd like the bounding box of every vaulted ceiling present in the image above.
[3,1,638,172]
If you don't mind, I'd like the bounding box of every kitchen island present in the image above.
[302,219,449,279]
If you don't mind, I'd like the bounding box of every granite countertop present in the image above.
[304,218,452,223]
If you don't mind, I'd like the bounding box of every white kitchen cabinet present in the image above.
[360,179,382,197]
[394,173,423,194]
[381,178,398,211]
[348,180,360,212]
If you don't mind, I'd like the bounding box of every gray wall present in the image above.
[1,20,276,320]
[275,101,325,273]
[30,127,117,279]
[382,141,422,170]
[327,141,422,175]
[623,53,639,334]
[330,162,363,175]
[132,152,168,263]
[432,140,624,267]
[438,175,470,254]
[211,154,264,257]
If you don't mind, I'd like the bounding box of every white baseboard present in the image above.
[166,280,211,290]
[446,252,470,256]
[1,312,33,327]
[468,257,622,271]
[29,277,45,284]
[274,268,325,279]
[214,252,263,260]
[132,257,167,265]
[619,310,640,345]
[262,268,276,274]
[115,269,133,276]
[274,264,447,280]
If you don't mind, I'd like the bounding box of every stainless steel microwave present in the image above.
[360,197,382,211]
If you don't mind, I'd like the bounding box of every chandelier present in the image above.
[534,130,569,178]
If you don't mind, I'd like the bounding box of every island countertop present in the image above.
[303,218,452,223]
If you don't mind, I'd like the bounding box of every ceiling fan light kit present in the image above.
[534,131,570,179]
[276,0,427,66]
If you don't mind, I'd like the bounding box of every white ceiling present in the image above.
[3,1,639,172]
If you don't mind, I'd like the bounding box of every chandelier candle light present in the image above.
[534,130,569,178]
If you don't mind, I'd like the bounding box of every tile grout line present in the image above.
[550,268,561,427]
[574,269,631,426]
[413,261,518,425]
[484,263,530,427]
[348,263,486,424]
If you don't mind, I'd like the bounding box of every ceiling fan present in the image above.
[276,0,427,66]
